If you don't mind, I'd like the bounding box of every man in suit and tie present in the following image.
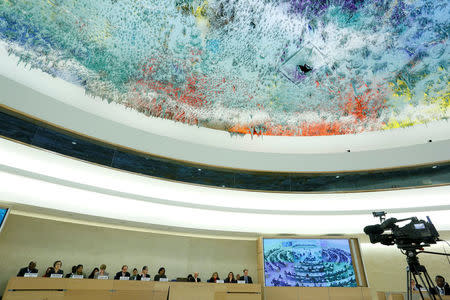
[17,261,38,277]
[114,265,131,280]
[431,275,450,295]
[190,272,201,282]
[242,269,253,284]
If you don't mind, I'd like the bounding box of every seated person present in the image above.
[94,264,109,279]
[189,272,201,283]
[65,265,77,278]
[137,266,151,280]
[431,275,450,295]
[410,279,422,291]
[114,265,130,280]
[130,268,139,280]
[43,267,55,277]
[52,261,64,275]
[242,269,253,284]
[154,267,167,281]
[88,267,99,279]
[72,264,86,278]
[224,272,237,283]
[207,272,220,283]
[17,261,38,277]
[236,274,241,281]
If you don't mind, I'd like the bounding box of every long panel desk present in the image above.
[2,278,262,300]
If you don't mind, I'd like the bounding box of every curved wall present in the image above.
[1,137,450,235]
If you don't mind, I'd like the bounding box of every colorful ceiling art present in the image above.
[0,0,448,136]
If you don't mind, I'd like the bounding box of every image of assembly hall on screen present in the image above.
[263,239,357,287]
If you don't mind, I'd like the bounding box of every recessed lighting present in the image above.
[432,166,438,169]
[71,141,77,145]
[335,176,340,179]
[198,168,202,171]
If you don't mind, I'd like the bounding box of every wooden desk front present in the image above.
[264,286,371,300]
[2,277,261,300]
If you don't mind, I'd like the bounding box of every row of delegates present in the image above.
[18,262,252,284]
[207,269,253,284]
[18,261,64,277]
[114,265,164,281]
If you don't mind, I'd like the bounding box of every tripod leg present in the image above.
[412,272,426,300]
[407,267,413,300]
[422,269,443,300]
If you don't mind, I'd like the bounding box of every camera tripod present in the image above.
[405,249,442,300]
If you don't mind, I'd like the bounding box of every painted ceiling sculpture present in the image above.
[0,0,448,136]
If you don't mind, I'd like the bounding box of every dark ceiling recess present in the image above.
[0,109,448,192]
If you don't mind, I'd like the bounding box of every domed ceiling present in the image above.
[0,0,448,136]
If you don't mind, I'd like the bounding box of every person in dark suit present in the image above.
[137,266,151,280]
[154,267,167,281]
[224,272,237,283]
[72,264,86,278]
[52,261,64,275]
[431,275,450,295]
[242,269,252,284]
[207,272,220,283]
[189,272,201,283]
[114,265,131,280]
[130,268,139,280]
[17,261,38,277]
[65,265,77,278]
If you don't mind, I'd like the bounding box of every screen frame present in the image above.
[0,207,10,234]
[258,236,367,288]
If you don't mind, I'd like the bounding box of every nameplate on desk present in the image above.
[119,276,129,280]
[71,275,83,279]
[159,278,169,282]
[24,273,38,278]
[216,280,224,283]
[50,274,63,278]
[237,280,246,284]
[98,276,109,280]
[141,277,151,281]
